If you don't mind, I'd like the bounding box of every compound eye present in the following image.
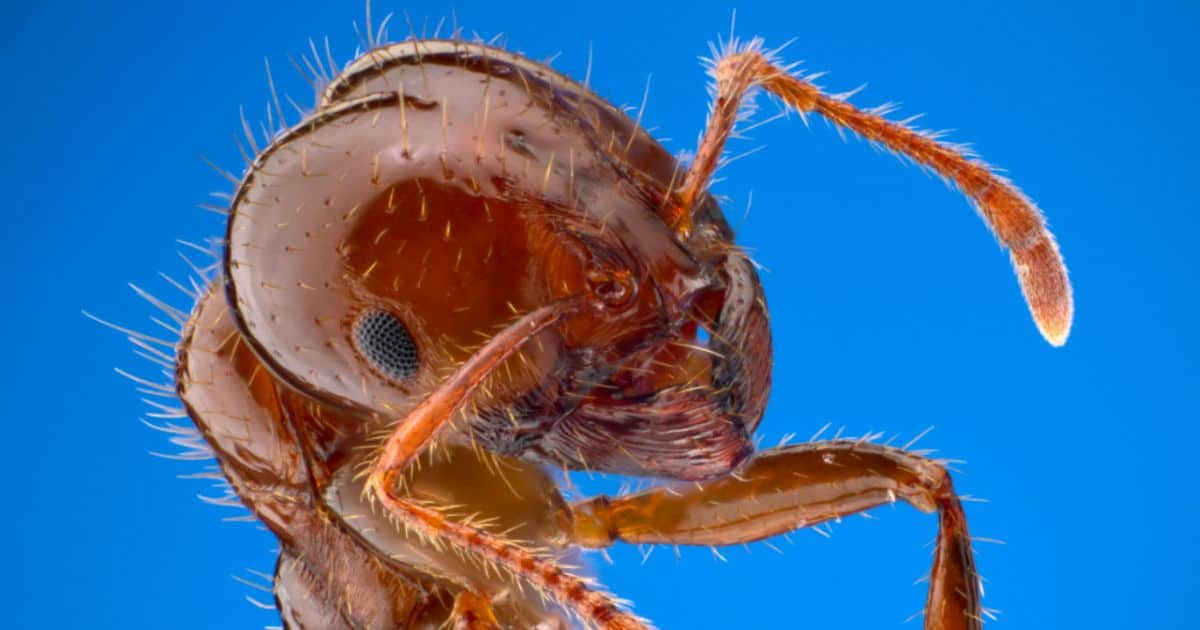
[353,309,420,381]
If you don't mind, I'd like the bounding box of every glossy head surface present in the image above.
[226,41,771,478]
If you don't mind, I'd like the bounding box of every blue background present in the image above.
[3,1,1195,628]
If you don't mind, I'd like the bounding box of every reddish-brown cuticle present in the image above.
[159,29,1067,630]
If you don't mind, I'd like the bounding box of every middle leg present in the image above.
[570,441,981,630]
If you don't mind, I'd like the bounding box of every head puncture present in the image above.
[354,309,420,381]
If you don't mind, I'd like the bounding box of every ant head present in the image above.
[223,42,771,448]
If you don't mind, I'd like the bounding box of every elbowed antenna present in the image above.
[669,37,1073,346]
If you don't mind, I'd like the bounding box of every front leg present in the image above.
[363,299,646,630]
[569,442,980,630]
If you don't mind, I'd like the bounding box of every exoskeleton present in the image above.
[117,26,1071,630]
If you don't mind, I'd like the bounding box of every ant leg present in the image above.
[446,591,501,630]
[364,299,646,630]
[570,441,981,630]
[671,41,1072,346]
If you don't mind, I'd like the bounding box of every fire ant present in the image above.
[112,16,1072,630]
